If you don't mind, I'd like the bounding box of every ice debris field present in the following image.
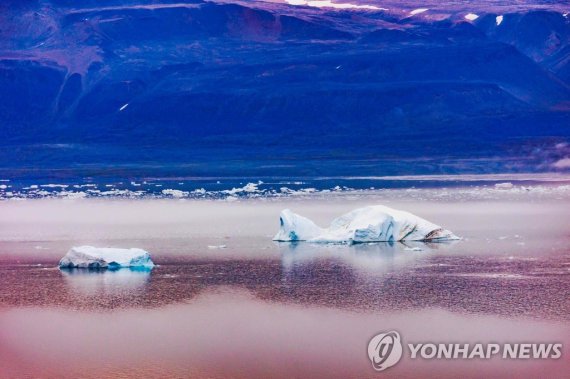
[1,175,570,201]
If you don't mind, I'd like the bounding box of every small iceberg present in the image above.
[59,246,155,269]
[273,205,459,244]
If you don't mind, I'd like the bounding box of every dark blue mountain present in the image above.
[0,0,569,178]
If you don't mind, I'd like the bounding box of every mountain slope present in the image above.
[0,0,569,176]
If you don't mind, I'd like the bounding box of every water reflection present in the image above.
[0,239,568,320]
[1,289,569,379]
[61,268,152,296]
[278,241,458,274]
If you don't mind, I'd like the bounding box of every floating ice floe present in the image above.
[273,205,459,244]
[40,184,68,188]
[223,181,262,195]
[207,245,227,249]
[59,246,155,269]
[162,189,189,198]
[494,182,514,189]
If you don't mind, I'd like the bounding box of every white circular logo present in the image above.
[368,331,403,371]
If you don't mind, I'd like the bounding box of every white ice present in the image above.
[409,8,428,16]
[59,246,155,269]
[495,182,514,189]
[464,13,479,21]
[162,189,189,198]
[285,0,383,10]
[223,182,262,195]
[207,245,227,249]
[496,15,503,25]
[273,205,459,244]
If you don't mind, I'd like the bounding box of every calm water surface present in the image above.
[0,196,569,378]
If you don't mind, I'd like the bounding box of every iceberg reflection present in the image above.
[278,240,458,274]
[61,267,152,296]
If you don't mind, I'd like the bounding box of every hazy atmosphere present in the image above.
[1,1,569,378]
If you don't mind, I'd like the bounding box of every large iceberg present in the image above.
[273,206,459,244]
[59,246,155,269]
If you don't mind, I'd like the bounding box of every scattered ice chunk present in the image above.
[59,246,155,269]
[0,185,7,189]
[162,189,189,198]
[119,103,129,111]
[4,177,570,201]
[405,247,423,251]
[273,205,459,244]
[495,182,514,189]
[207,245,227,249]
[58,191,88,199]
[496,15,503,25]
[464,13,479,21]
[223,182,261,195]
[40,184,68,188]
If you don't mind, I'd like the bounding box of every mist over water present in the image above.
[1,0,569,376]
